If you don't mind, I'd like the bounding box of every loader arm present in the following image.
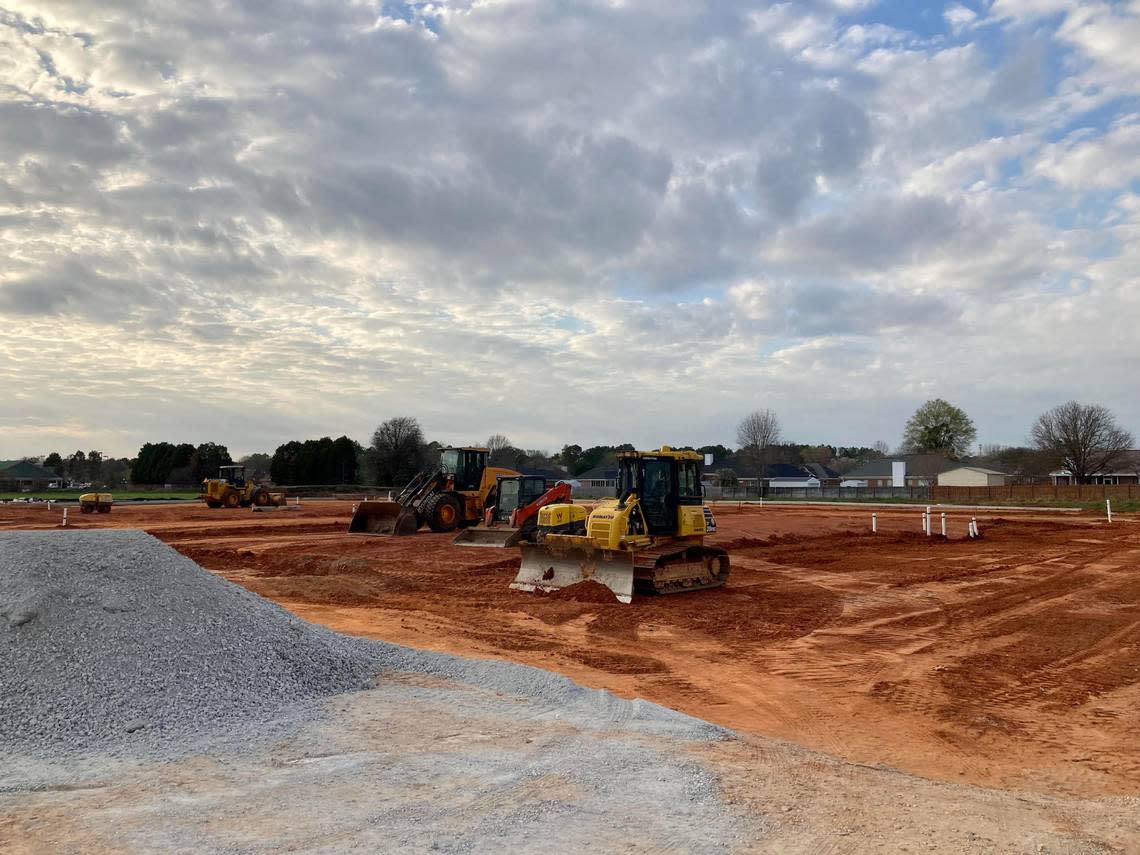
[511,482,574,529]
[348,467,447,536]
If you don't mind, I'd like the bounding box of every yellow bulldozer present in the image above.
[511,447,728,603]
[200,465,286,509]
[349,447,520,535]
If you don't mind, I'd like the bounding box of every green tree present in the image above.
[239,452,273,480]
[800,445,834,466]
[66,450,86,482]
[698,444,733,462]
[133,442,195,484]
[190,443,233,482]
[43,452,64,477]
[901,399,977,459]
[557,444,584,472]
[86,450,103,483]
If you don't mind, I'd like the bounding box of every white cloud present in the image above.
[0,0,1137,457]
[944,3,978,33]
[1032,116,1140,188]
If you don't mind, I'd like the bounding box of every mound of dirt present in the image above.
[549,580,621,604]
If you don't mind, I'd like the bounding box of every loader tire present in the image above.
[422,492,462,533]
[224,491,240,509]
[254,489,271,507]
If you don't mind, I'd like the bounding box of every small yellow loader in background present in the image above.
[200,465,286,509]
[78,492,113,514]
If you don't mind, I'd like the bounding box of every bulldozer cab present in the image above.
[218,465,246,487]
[441,448,486,492]
[494,475,547,523]
[617,452,703,536]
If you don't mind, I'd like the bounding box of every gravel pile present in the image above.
[1,530,718,758]
[1,529,390,754]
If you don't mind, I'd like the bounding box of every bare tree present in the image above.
[872,440,890,456]
[1030,401,1134,483]
[485,433,516,467]
[736,409,781,495]
[368,416,428,486]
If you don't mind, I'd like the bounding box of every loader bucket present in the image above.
[348,501,419,536]
[452,527,523,548]
[511,542,633,604]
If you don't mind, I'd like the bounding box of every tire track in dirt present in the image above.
[4,501,1137,796]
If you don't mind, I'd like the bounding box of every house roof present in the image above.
[0,460,58,480]
[517,467,568,482]
[576,466,619,481]
[943,466,1007,476]
[763,463,816,479]
[846,454,958,479]
[802,462,841,480]
[844,458,898,478]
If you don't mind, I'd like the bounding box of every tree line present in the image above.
[25,398,1135,488]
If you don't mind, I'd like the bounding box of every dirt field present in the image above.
[4,500,1137,800]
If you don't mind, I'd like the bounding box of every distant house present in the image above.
[702,460,837,491]
[937,466,1010,487]
[576,465,619,491]
[0,460,59,492]
[517,466,570,487]
[802,462,842,487]
[843,455,954,488]
[1049,451,1140,485]
[762,463,820,488]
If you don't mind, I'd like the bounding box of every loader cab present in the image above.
[439,447,487,492]
[617,450,704,536]
[218,465,246,487]
[493,475,547,523]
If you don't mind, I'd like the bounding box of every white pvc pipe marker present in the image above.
[1107,499,1112,523]
[941,512,946,537]
[62,508,68,527]
[872,512,877,533]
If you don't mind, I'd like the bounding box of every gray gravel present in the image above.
[0,529,720,758]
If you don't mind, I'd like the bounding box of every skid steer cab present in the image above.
[452,476,585,548]
[200,465,286,509]
[349,447,520,536]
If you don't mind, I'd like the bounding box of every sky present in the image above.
[1,0,1138,459]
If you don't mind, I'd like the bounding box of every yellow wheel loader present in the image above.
[511,447,728,603]
[200,465,286,509]
[349,447,520,536]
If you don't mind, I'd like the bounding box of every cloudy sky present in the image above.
[2,0,1138,459]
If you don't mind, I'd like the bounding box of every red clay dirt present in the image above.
[4,500,1138,798]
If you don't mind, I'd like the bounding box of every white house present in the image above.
[937,466,1009,487]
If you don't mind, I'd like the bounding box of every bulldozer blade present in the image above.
[512,542,633,604]
[451,527,523,548]
[348,501,419,536]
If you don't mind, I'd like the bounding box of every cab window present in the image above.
[441,450,460,474]
[678,461,702,504]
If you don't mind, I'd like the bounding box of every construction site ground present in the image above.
[4,500,1138,805]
